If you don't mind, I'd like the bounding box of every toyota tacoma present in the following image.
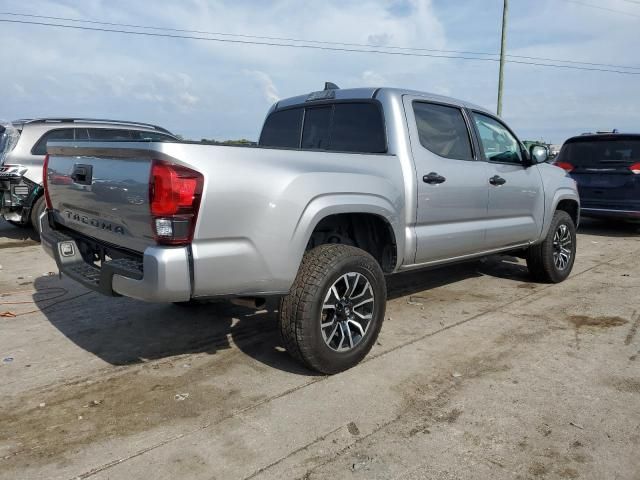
[40,85,580,373]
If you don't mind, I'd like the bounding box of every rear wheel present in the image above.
[29,196,46,239]
[527,210,576,283]
[279,244,386,374]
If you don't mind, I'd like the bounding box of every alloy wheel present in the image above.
[320,272,375,352]
[552,223,572,270]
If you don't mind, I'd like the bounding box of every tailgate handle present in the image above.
[71,164,93,185]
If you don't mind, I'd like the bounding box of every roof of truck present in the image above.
[274,86,493,115]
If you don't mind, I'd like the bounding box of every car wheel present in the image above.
[526,210,576,283]
[279,244,386,374]
[29,196,46,240]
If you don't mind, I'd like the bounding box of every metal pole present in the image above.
[497,0,508,116]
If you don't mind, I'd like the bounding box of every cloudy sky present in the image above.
[1,0,639,144]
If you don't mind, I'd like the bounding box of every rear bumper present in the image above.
[40,213,192,302]
[581,207,640,220]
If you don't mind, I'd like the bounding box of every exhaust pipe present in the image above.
[230,297,266,310]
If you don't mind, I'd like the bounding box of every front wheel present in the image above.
[526,210,576,283]
[279,244,386,374]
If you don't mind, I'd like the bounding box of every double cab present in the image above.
[40,85,580,373]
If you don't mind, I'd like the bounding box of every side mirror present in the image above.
[530,145,549,164]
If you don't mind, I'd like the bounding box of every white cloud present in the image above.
[179,92,199,106]
[244,70,280,104]
[361,70,388,86]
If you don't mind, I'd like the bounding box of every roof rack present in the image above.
[16,118,173,134]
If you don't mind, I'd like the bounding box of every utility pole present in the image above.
[497,0,508,116]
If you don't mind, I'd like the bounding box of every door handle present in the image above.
[423,172,446,184]
[489,175,506,186]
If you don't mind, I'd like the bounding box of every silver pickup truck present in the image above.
[40,85,579,373]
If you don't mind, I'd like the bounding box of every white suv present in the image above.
[0,118,176,237]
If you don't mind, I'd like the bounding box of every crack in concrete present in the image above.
[624,310,639,346]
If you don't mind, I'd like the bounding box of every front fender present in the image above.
[540,188,580,240]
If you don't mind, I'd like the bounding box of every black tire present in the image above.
[526,210,576,283]
[279,244,386,374]
[6,219,29,228]
[30,196,46,239]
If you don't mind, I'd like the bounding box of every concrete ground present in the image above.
[0,218,639,480]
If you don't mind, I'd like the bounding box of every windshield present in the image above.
[0,121,20,164]
[559,137,640,168]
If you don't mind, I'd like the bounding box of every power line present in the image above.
[562,0,640,18]
[1,18,640,76]
[1,11,639,71]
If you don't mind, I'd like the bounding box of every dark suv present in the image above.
[554,133,640,221]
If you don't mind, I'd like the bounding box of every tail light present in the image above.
[149,160,203,246]
[555,161,574,173]
[42,154,53,210]
[629,162,640,174]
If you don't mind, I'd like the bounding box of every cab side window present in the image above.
[259,108,304,149]
[473,113,522,164]
[31,129,75,155]
[87,129,133,141]
[130,130,176,141]
[413,102,474,161]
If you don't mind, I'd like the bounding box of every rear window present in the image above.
[259,108,303,148]
[331,103,386,153]
[301,107,332,149]
[259,102,386,153]
[559,137,640,168]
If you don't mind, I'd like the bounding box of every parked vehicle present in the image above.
[40,85,579,373]
[0,118,177,237]
[554,132,640,221]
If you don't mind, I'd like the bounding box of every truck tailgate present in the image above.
[46,144,155,253]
